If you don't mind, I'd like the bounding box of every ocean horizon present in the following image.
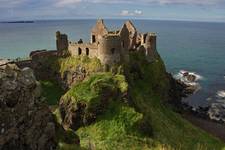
[0,19,225,107]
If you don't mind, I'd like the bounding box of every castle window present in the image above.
[78,47,82,55]
[143,34,147,43]
[86,48,89,56]
[122,41,125,48]
[111,48,115,54]
[92,35,96,43]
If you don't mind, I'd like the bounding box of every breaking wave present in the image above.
[174,70,203,86]
[216,90,225,99]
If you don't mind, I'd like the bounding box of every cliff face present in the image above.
[0,62,82,150]
[11,48,225,149]
[0,63,57,150]
[53,52,224,149]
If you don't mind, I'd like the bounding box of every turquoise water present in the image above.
[0,19,225,106]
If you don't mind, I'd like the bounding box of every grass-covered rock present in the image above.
[40,53,225,149]
[32,55,102,88]
[58,73,128,131]
[127,52,225,149]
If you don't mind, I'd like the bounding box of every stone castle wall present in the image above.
[56,19,157,66]
[68,43,98,58]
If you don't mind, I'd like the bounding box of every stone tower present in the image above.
[56,31,68,52]
[98,35,122,66]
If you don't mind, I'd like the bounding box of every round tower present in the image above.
[98,35,122,66]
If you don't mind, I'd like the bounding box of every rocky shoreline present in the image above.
[173,70,225,124]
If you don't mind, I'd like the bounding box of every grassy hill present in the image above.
[40,54,225,150]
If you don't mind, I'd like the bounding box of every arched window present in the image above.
[78,47,82,55]
[86,48,89,56]
[111,48,115,54]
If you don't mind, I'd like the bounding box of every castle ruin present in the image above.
[56,19,157,66]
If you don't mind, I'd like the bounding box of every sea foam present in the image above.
[216,90,225,99]
[174,70,203,86]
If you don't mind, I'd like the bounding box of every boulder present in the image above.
[208,100,225,123]
[62,65,86,89]
[186,74,196,82]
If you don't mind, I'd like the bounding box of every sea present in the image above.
[0,19,225,107]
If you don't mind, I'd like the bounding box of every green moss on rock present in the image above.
[46,53,225,149]
[56,56,102,77]
[58,73,128,130]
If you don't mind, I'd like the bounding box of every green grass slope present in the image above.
[40,55,102,77]
[42,54,225,150]
[40,80,65,105]
[128,53,225,149]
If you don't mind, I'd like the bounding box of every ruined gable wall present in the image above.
[119,24,130,62]
[91,19,108,43]
[125,21,138,50]
[138,33,157,59]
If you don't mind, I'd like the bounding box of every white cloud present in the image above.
[55,0,82,7]
[0,0,223,9]
[157,0,223,5]
[120,10,143,16]
[77,0,225,6]
[0,0,27,8]
[121,10,130,16]
[134,10,143,15]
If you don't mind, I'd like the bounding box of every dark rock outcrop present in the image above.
[62,65,87,89]
[0,63,57,150]
[183,71,197,82]
[208,99,225,123]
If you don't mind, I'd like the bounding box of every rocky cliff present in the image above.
[0,63,56,150]
[0,61,81,150]
[7,49,225,149]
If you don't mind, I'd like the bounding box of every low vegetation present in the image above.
[40,80,65,105]
[39,55,102,77]
[41,53,225,150]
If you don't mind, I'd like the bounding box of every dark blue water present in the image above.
[0,19,225,106]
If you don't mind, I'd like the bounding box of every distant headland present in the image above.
[0,21,34,24]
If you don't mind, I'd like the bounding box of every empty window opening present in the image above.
[92,35,96,43]
[122,41,125,48]
[86,48,89,56]
[143,34,147,43]
[78,47,82,55]
[111,48,115,54]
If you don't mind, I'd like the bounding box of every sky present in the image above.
[0,0,225,22]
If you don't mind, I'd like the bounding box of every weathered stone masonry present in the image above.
[56,19,157,66]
